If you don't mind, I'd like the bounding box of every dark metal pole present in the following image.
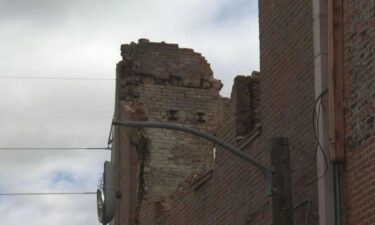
[270,137,293,225]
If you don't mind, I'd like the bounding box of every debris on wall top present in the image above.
[118,38,222,90]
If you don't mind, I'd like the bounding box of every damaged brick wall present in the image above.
[114,39,222,225]
[231,72,261,139]
[343,1,375,224]
[155,74,267,225]
[140,0,319,224]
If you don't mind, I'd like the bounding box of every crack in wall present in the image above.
[134,129,149,225]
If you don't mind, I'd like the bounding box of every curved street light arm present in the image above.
[112,120,273,195]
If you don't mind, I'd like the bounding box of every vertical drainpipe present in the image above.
[328,0,345,224]
[313,0,335,225]
[328,0,345,162]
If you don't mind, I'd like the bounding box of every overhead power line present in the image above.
[0,192,96,196]
[0,75,115,80]
[0,147,111,151]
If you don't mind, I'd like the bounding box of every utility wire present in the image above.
[0,75,115,80]
[0,192,96,196]
[312,89,329,180]
[0,147,111,151]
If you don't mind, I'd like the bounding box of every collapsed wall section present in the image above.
[143,73,264,225]
[157,72,270,225]
[114,39,222,225]
[231,72,261,139]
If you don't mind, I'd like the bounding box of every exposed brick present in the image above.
[114,40,222,225]
[343,0,375,224]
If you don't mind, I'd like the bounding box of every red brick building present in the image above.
[108,0,375,225]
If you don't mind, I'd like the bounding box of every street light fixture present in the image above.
[98,121,293,225]
[99,121,292,225]
[112,120,274,195]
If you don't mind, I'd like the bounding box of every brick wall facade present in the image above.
[114,39,222,225]
[343,1,375,224]
[113,1,375,225]
[258,0,319,222]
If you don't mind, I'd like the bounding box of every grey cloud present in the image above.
[0,0,73,28]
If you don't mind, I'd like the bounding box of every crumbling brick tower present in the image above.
[113,39,222,225]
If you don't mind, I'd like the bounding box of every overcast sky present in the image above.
[0,1,259,224]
